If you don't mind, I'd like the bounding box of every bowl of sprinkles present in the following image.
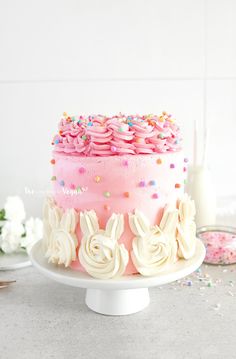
[197,226,236,265]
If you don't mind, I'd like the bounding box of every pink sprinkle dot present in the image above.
[122,160,129,167]
[70,184,76,190]
[104,204,110,211]
[139,180,146,187]
[152,193,159,199]
[170,163,175,169]
[79,167,86,174]
[183,167,187,172]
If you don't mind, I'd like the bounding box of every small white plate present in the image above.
[0,250,31,270]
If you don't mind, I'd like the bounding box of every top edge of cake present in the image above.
[52,112,182,157]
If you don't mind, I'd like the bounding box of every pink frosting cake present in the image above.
[43,112,196,279]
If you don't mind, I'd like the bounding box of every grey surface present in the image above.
[0,264,236,359]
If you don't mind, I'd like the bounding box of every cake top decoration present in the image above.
[53,112,182,156]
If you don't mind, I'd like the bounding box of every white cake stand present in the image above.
[30,239,205,316]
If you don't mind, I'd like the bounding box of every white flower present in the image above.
[129,208,178,276]
[177,194,196,259]
[79,210,129,279]
[0,221,25,254]
[43,198,78,267]
[4,196,26,223]
[20,217,43,252]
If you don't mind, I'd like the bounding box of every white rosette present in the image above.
[177,194,196,259]
[43,198,78,267]
[129,208,178,276]
[79,210,129,279]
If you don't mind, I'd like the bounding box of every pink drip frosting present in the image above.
[53,112,182,156]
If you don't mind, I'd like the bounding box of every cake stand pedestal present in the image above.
[85,288,150,315]
[30,239,205,316]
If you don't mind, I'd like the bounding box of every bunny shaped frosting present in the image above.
[43,197,60,252]
[79,210,129,279]
[176,194,196,259]
[129,208,178,276]
[159,206,179,263]
[43,197,78,267]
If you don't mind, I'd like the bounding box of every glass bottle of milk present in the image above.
[186,165,216,228]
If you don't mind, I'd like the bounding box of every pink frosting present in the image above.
[52,151,187,274]
[53,113,182,156]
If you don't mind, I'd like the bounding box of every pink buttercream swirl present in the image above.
[53,112,182,156]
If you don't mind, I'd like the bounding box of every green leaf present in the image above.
[0,209,6,221]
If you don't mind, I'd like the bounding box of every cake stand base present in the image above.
[85,288,150,315]
[30,239,205,316]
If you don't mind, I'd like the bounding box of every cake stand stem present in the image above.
[85,288,150,316]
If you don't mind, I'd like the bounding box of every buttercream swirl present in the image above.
[129,208,179,276]
[79,210,129,279]
[43,197,78,267]
[53,112,182,156]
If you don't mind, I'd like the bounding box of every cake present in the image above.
[43,112,196,279]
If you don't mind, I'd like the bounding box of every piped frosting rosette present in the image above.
[132,118,156,154]
[149,114,181,152]
[43,197,78,267]
[108,118,135,155]
[79,210,129,279]
[54,119,87,154]
[86,125,113,156]
[52,112,182,156]
[129,208,179,276]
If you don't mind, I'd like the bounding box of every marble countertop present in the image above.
[0,262,236,359]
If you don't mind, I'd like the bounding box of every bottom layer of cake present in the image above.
[43,193,196,279]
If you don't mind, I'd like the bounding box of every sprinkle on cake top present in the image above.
[53,112,182,156]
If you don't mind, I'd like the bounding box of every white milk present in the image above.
[186,165,216,228]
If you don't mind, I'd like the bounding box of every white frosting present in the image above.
[159,206,179,263]
[129,209,178,276]
[43,197,57,251]
[43,197,78,267]
[177,194,196,259]
[79,211,129,279]
[42,193,196,277]
[47,228,77,267]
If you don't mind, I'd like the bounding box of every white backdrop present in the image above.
[0,0,235,217]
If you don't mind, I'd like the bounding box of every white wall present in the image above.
[0,0,235,217]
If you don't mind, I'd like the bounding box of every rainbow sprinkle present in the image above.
[94,175,101,183]
[152,193,159,199]
[79,167,86,174]
[139,180,146,187]
[149,180,156,186]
